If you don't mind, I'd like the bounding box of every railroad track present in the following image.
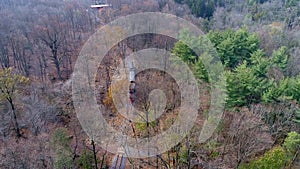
[109,59,138,169]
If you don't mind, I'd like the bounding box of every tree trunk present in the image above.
[100,151,106,169]
[52,49,62,80]
[187,137,191,169]
[9,99,21,137]
[91,139,98,169]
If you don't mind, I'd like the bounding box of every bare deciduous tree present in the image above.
[36,14,68,81]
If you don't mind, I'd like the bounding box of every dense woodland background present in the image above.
[0,0,299,168]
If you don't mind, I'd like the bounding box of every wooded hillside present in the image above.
[0,0,299,168]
